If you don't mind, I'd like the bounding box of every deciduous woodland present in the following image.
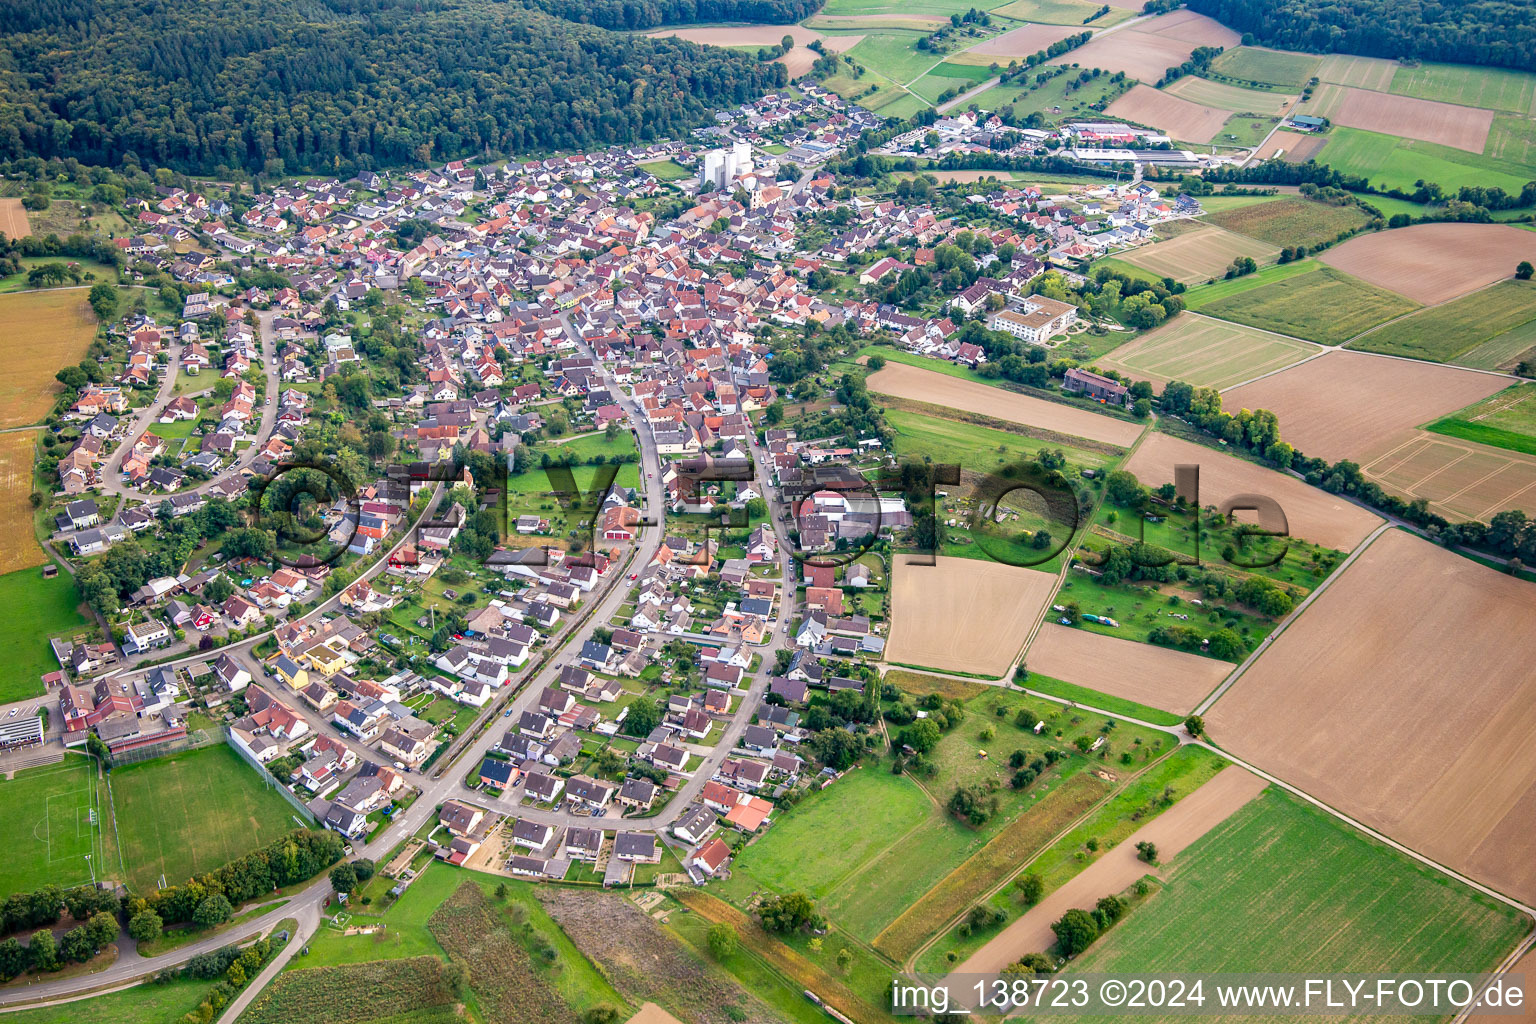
[0,0,792,176]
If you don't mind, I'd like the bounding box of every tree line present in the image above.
[528,0,822,31]
[0,0,788,176]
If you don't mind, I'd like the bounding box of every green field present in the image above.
[1314,126,1536,195]
[1104,314,1317,390]
[1347,280,1536,362]
[1485,113,1536,168]
[639,159,692,181]
[1426,383,1536,456]
[717,767,931,901]
[107,744,303,892]
[0,753,105,896]
[1022,673,1186,726]
[1208,47,1321,89]
[1196,264,1419,345]
[967,70,1129,125]
[1206,196,1372,250]
[1069,789,1531,981]
[820,0,1010,14]
[1458,317,1536,371]
[911,63,997,103]
[846,32,942,88]
[0,567,90,703]
[0,978,212,1024]
[1180,257,1318,310]
[885,407,1120,473]
[1389,62,1536,114]
[992,0,1124,23]
[1165,76,1294,113]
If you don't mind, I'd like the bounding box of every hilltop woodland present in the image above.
[0,0,791,177]
[1187,0,1536,73]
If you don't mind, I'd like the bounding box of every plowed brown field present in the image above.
[888,555,1058,676]
[1330,87,1494,153]
[1027,623,1230,714]
[1105,85,1230,143]
[1320,223,1536,305]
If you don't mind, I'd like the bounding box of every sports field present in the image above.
[1426,383,1536,457]
[1117,226,1280,287]
[1207,46,1319,89]
[0,753,106,895]
[0,290,99,429]
[0,567,90,703]
[1096,313,1319,390]
[1068,788,1531,982]
[1347,280,1536,362]
[1196,264,1419,345]
[107,743,304,892]
[1206,195,1371,250]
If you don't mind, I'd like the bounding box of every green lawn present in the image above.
[1068,788,1531,980]
[0,978,211,1024]
[665,910,831,1024]
[1347,280,1536,362]
[718,767,929,903]
[1314,125,1536,195]
[1207,46,1321,89]
[639,159,692,181]
[1425,382,1536,456]
[0,752,106,896]
[296,859,465,967]
[106,743,304,893]
[0,567,91,703]
[542,429,637,463]
[1195,264,1420,345]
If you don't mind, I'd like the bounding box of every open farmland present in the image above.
[1137,8,1239,46]
[1068,787,1532,988]
[1206,195,1372,250]
[1310,125,1536,195]
[1208,46,1320,89]
[1316,53,1398,91]
[1095,313,1320,390]
[0,289,99,429]
[106,743,301,892]
[962,22,1079,58]
[1104,85,1229,144]
[867,361,1144,445]
[888,554,1058,675]
[1161,76,1294,115]
[240,957,457,1024]
[1252,131,1326,162]
[806,13,948,28]
[1347,280,1536,363]
[1208,528,1536,906]
[1326,87,1494,152]
[645,26,859,77]
[1361,432,1536,521]
[1025,623,1230,715]
[0,198,31,238]
[1389,61,1536,115]
[992,0,1134,22]
[0,430,46,574]
[1321,223,1536,306]
[1196,264,1418,345]
[1045,13,1238,84]
[1117,226,1280,287]
[1427,383,1536,457]
[1124,432,1383,550]
[956,765,1267,974]
[1224,349,1508,463]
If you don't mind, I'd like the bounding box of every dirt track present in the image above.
[887,555,1058,676]
[955,765,1268,975]
[1320,223,1536,305]
[1207,529,1536,906]
[866,362,1145,446]
[1123,432,1383,551]
[1027,623,1231,715]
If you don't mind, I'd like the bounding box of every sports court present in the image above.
[0,753,106,895]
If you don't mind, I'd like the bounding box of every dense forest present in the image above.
[529,0,824,30]
[0,0,791,176]
[1186,0,1536,73]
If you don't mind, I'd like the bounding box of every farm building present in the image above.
[1063,368,1130,406]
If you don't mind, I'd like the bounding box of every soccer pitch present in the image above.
[0,754,105,895]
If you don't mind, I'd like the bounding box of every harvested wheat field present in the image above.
[1361,433,1536,521]
[0,290,99,429]
[647,25,857,75]
[1118,226,1280,286]
[806,13,948,29]
[1208,528,1536,905]
[0,199,30,239]
[1253,132,1327,162]
[1320,223,1536,306]
[1105,85,1230,143]
[1138,8,1241,46]
[866,361,1144,446]
[956,765,1266,977]
[1124,432,1383,550]
[887,555,1057,676]
[1329,87,1494,153]
[1048,30,1196,83]
[0,431,46,574]
[1223,349,1510,464]
[1096,313,1321,391]
[1027,623,1230,714]
[1162,75,1294,116]
[966,23,1080,58]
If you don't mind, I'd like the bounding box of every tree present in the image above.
[329,863,358,894]
[193,894,232,929]
[128,910,163,944]
[1183,714,1205,737]
[1015,872,1044,905]
[866,354,886,371]
[88,283,118,323]
[1104,470,1145,507]
[898,718,941,753]
[1051,908,1100,957]
[707,922,738,960]
[836,946,853,974]
[442,961,469,998]
[1517,261,1534,281]
[494,882,509,900]
[29,928,59,972]
[1135,841,1158,864]
[759,892,822,934]
[623,697,662,737]
[581,1006,623,1024]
